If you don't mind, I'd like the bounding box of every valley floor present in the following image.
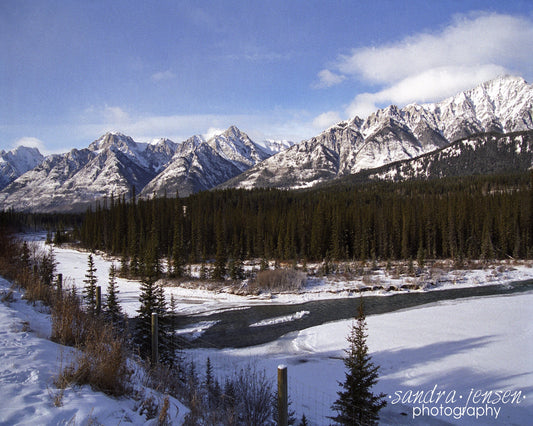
[2,234,531,424]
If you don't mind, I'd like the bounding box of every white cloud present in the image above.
[320,12,533,119]
[203,127,225,140]
[346,64,508,118]
[312,111,342,129]
[82,105,130,126]
[315,69,346,88]
[337,13,533,83]
[104,105,130,123]
[151,70,175,82]
[13,136,45,151]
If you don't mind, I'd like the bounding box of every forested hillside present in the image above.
[77,172,533,279]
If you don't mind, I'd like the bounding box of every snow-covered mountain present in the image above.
[0,132,178,212]
[0,127,276,211]
[327,130,533,187]
[2,76,532,211]
[221,75,533,190]
[260,139,295,155]
[0,146,44,190]
[367,130,533,182]
[139,126,271,198]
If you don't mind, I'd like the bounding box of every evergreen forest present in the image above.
[74,172,533,279]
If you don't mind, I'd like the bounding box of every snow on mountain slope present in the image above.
[1,76,531,211]
[0,125,284,211]
[139,126,271,198]
[0,146,44,190]
[366,130,533,183]
[0,148,97,212]
[0,133,178,212]
[259,139,295,155]
[206,125,271,171]
[222,75,533,190]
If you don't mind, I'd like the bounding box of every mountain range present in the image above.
[1,75,532,212]
[0,127,286,212]
[220,75,533,190]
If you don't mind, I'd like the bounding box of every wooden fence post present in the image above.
[278,364,288,426]
[151,313,159,365]
[95,286,101,314]
[57,273,63,290]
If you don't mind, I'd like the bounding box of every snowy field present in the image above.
[0,277,189,425]
[25,233,533,318]
[1,235,531,424]
[192,292,533,425]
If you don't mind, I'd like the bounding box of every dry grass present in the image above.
[0,230,133,398]
[54,323,131,396]
[50,288,89,347]
[19,270,57,307]
[157,396,170,426]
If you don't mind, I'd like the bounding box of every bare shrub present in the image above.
[20,271,56,307]
[233,364,273,425]
[139,395,159,420]
[181,362,274,425]
[55,323,131,396]
[51,287,89,347]
[361,274,376,286]
[48,386,65,407]
[251,268,306,293]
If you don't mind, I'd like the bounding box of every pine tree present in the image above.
[83,254,98,314]
[137,274,174,364]
[119,253,129,277]
[171,227,185,278]
[136,274,158,356]
[298,413,309,426]
[212,224,227,280]
[222,377,237,416]
[168,293,183,365]
[105,263,122,325]
[228,254,244,280]
[40,246,56,286]
[330,298,386,425]
[21,241,31,269]
[260,257,269,271]
[204,357,220,410]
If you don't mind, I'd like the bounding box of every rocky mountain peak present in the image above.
[88,132,137,152]
[221,76,533,191]
[0,146,45,190]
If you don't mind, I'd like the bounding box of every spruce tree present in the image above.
[136,274,158,356]
[40,246,56,286]
[298,413,309,426]
[105,263,122,325]
[137,254,173,363]
[330,298,386,425]
[171,217,185,278]
[83,254,98,314]
[212,225,227,280]
[21,241,31,269]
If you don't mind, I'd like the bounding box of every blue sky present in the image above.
[2,0,533,154]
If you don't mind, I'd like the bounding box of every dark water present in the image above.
[175,279,533,349]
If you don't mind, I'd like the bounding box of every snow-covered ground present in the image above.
[3,234,531,425]
[25,233,533,319]
[0,277,188,425]
[191,292,533,425]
